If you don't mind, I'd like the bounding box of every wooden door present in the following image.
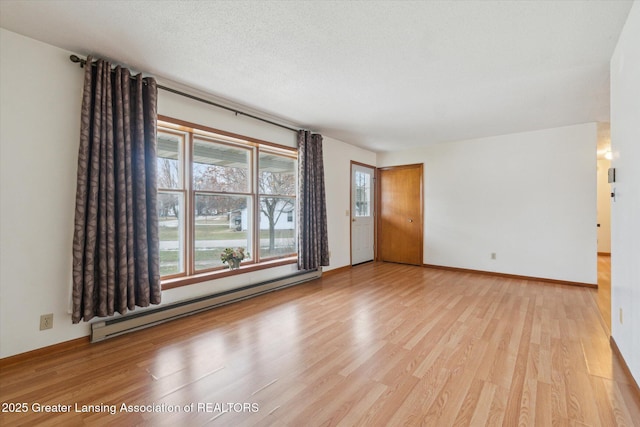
[378,164,423,265]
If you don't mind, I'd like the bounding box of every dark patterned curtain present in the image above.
[72,57,160,323]
[297,131,329,270]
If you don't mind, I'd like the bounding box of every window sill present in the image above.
[161,257,298,290]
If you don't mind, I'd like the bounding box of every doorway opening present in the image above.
[596,122,612,333]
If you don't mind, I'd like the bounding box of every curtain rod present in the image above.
[69,54,300,133]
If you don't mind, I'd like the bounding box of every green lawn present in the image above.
[159,215,295,276]
[160,248,225,276]
[159,243,296,276]
[159,219,294,241]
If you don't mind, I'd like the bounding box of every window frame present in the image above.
[157,116,298,290]
[257,148,298,261]
[156,128,187,280]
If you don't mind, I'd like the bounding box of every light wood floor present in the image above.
[1,262,639,426]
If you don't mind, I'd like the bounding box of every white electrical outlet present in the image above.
[619,308,623,324]
[40,313,53,330]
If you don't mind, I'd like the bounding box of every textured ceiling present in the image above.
[0,0,632,152]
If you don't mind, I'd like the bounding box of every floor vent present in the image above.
[90,269,321,342]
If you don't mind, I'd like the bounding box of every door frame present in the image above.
[376,163,424,265]
[350,161,377,265]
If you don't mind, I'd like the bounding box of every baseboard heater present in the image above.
[90,269,321,343]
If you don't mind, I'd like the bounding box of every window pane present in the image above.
[157,132,182,189]
[158,192,184,276]
[259,152,296,196]
[355,170,371,217]
[193,139,250,193]
[259,197,296,259]
[194,194,252,271]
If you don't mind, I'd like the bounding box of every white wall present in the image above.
[1,29,88,357]
[378,123,598,284]
[610,0,640,384]
[0,29,375,358]
[158,89,297,148]
[596,158,612,254]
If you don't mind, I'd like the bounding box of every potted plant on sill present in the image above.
[221,247,248,270]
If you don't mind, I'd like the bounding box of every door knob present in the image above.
[352,218,356,222]
[408,219,413,223]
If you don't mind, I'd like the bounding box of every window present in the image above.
[354,170,371,217]
[258,151,297,259]
[157,130,185,277]
[157,118,297,285]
